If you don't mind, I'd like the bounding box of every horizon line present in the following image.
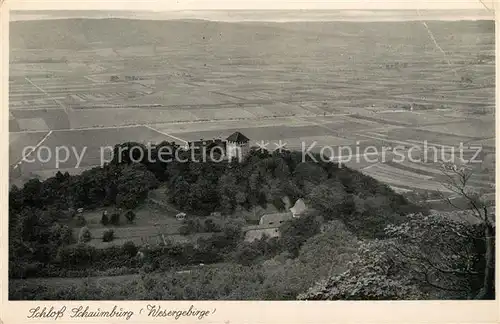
[9,8,494,22]
[9,17,495,23]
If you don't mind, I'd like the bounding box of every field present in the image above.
[9,18,495,196]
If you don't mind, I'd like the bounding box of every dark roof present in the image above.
[226,131,250,143]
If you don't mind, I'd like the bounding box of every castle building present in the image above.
[185,131,250,162]
[186,138,226,155]
[225,131,250,162]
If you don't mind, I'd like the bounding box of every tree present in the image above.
[204,218,220,233]
[179,219,202,236]
[75,214,86,227]
[299,208,493,300]
[125,210,136,224]
[438,165,495,299]
[102,229,115,242]
[233,242,263,266]
[78,227,92,243]
[115,164,158,210]
[279,215,321,257]
[101,212,109,226]
[306,179,347,218]
[293,162,327,187]
[261,221,359,299]
[298,240,423,300]
[297,220,359,277]
[49,223,74,246]
[384,212,488,299]
[122,241,138,257]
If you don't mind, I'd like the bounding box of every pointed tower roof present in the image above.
[226,131,250,143]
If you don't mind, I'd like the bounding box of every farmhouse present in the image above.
[243,211,294,242]
[259,212,293,226]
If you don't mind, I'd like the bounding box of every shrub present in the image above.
[125,210,136,224]
[101,212,109,225]
[102,229,115,242]
[110,212,120,226]
[59,244,97,268]
[122,241,138,257]
[75,215,87,227]
[78,227,92,243]
[179,225,190,236]
[204,218,220,232]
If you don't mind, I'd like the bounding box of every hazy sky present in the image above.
[9,0,495,11]
[9,9,494,22]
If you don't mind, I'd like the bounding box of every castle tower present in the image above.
[225,131,250,162]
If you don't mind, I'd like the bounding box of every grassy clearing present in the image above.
[71,192,222,249]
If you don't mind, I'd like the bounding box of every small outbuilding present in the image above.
[176,212,187,221]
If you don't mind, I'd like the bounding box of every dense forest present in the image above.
[9,142,495,300]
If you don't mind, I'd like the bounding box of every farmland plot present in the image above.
[17,126,174,172]
[152,116,316,135]
[362,163,452,193]
[9,131,49,165]
[380,128,473,147]
[264,103,313,116]
[125,88,240,106]
[16,118,50,131]
[68,108,197,128]
[421,119,495,139]
[282,135,356,150]
[468,137,495,149]
[170,124,339,144]
[11,109,70,130]
[242,105,275,118]
[355,111,466,126]
[189,107,256,120]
